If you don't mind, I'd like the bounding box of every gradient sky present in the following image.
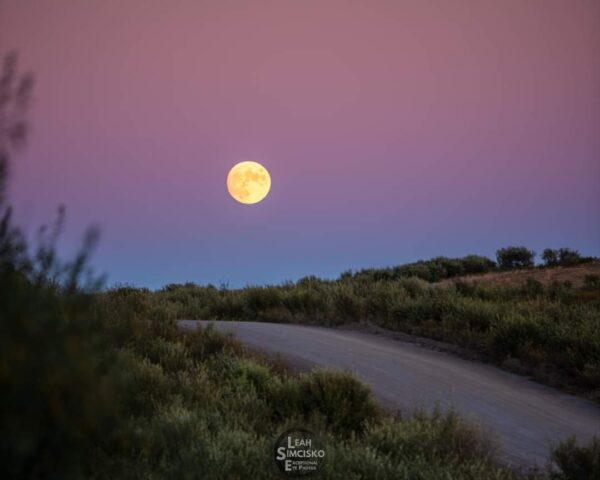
[2,0,599,288]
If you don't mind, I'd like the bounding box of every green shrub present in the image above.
[182,323,242,362]
[496,246,535,269]
[557,248,583,267]
[367,410,495,465]
[521,278,545,297]
[399,276,431,297]
[283,289,330,321]
[349,255,497,283]
[242,287,283,316]
[332,286,364,323]
[0,269,124,479]
[542,248,591,268]
[442,296,500,332]
[489,315,545,358]
[543,249,561,267]
[321,413,508,480]
[298,369,380,435]
[230,358,273,397]
[551,436,600,479]
[120,350,169,415]
[461,255,497,274]
[548,281,575,302]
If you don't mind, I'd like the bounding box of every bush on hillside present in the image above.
[496,246,535,269]
[349,255,497,283]
[543,248,587,267]
[542,249,560,267]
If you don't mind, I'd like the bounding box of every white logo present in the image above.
[274,429,325,476]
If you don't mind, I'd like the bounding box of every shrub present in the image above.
[442,296,500,332]
[548,281,575,302]
[367,410,496,465]
[298,369,380,435]
[230,358,273,397]
[496,246,535,269]
[0,268,124,478]
[543,248,589,267]
[282,288,329,320]
[542,249,560,267]
[521,278,545,297]
[584,275,600,290]
[183,323,242,362]
[551,436,600,479]
[489,315,544,358]
[120,350,169,415]
[332,286,364,322]
[350,255,497,283]
[399,276,431,298]
[243,287,283,313]
[557,248,583,267]
[461,255,497,275]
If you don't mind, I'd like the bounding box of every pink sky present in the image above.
[2,0,599,287]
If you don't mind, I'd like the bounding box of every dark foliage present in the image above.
[551,436,600,480]
[349,254,497,283]
[496,246,535,269]
[542,248,594,267]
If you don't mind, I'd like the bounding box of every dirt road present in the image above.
[179,320,600,468]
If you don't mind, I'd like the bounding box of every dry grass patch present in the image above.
[437,262,600,289]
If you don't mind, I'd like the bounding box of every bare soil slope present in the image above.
[437,261,600,288]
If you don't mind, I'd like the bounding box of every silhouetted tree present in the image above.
[496,246,535,269]
[542,248,560,266]
[557,248,583,266]
[542,248,584,267]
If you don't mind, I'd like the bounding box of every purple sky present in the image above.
[2,0,599,288]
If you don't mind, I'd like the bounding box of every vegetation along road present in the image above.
[180,320,600,469]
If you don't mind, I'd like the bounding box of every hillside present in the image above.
[438,261,600,288]
[152,255,600,405]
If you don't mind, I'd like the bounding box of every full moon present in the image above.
[227,161,271,205]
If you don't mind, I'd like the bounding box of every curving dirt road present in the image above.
[179,320,600,468]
